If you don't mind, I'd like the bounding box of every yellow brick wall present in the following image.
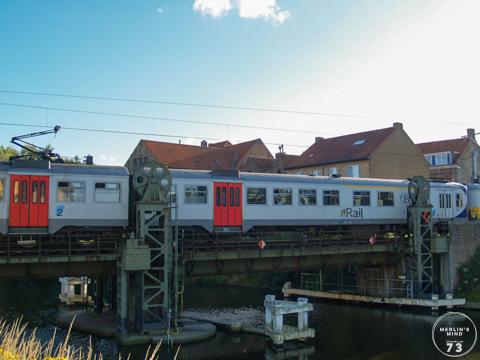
[369,127,429,179]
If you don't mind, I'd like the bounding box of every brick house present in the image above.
[283,122,429,179]
[125,138,274,173]
[416,129,479,183]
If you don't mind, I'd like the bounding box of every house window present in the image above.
[353,191,370,206]
[299,189,316,206]
[273,188,292,205]
[377,191,394,206]
[0,179,3,201]
[185,185,208,204]
[312,170,320,176]
[328,168,337,176]
[323,190,340,206]
[425,152,452,166]
[57,182,85,202]
[456,193,463,208]
[95,183,120,202]
[347,165,360,178]
[247,187,267,204]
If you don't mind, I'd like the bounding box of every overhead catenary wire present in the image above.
[0,121,309,148]
[0,89,390,120]
[0,101,336,136]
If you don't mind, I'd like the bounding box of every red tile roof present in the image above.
[286,127,395,169]
[142,140,212,165]
[416,138,469,156]
[143,138,270,171]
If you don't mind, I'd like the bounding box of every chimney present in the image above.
[85,155,93,165]
[393,122,403,129]
[315,137,324,143]
[201,140,208,147]
[467,128,476,142]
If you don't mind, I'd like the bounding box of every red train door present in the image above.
[9,175,49,228]
[213,182,242,228]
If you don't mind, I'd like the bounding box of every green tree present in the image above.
[0,146,19,161]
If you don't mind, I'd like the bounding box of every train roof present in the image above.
[169,168,465,189]
[0,161,128,176]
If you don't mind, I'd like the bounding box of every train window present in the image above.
[222,187,227,206]
[21,181,28,203]
[185,185,208,204]
[446,194,452,208]
[377,192,394,206]
[95,183,120,202]
[229,187,234,207]
[13,181,19,203]
[216,187,221,206]
[353,191,370,206]
[32,181,38,204]
[274,188,292,205]
[168,185,177,205]
[57,181,85,202]
[247,187,266,205]
[0,178,3,201]
[456,193,463,208]
[235,188,240,207]
[299,189,316,206]
[40,181,46,204]
[323,190,339,206]
[439,193,445,208]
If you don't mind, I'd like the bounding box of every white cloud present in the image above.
[157,8,163,13]
[99,154,118,165]
[193,0,290,24]
[193,0,232,18]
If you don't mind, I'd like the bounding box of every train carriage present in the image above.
[0,160,129,235]
[170,169,468,233]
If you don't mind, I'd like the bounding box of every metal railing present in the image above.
[300,272,414,299]
[0,233,118,258]
[183,229,406,256]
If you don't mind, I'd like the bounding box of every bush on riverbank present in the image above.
[0,318,161,360]
[456,246,480,302]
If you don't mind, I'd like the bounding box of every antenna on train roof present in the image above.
[10,125,63,162]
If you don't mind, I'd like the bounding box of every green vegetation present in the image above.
[456,247,480,302]
[0,145,81,164]
[0,318,162,360]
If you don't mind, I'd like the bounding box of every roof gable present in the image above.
[286,127,395,169]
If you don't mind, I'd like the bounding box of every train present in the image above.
[1,159,478,237]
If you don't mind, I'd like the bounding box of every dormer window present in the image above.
[425,152,452,166]
[353,139,366,145]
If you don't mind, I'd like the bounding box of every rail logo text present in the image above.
[341,208,364,218]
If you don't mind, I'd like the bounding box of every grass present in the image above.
[0,318,171,360]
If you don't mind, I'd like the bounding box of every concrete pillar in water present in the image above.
[297,298,309,330]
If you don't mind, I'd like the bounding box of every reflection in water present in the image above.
[1,280,479,359]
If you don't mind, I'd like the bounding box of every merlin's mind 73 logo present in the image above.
[432,312,477,357]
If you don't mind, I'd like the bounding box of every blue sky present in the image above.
[1,0,479,165]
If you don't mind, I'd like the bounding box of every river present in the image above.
[0,279,478,359]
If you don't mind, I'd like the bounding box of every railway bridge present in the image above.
[0,230,404,278]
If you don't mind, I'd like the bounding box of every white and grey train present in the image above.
[1,160,478,237]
